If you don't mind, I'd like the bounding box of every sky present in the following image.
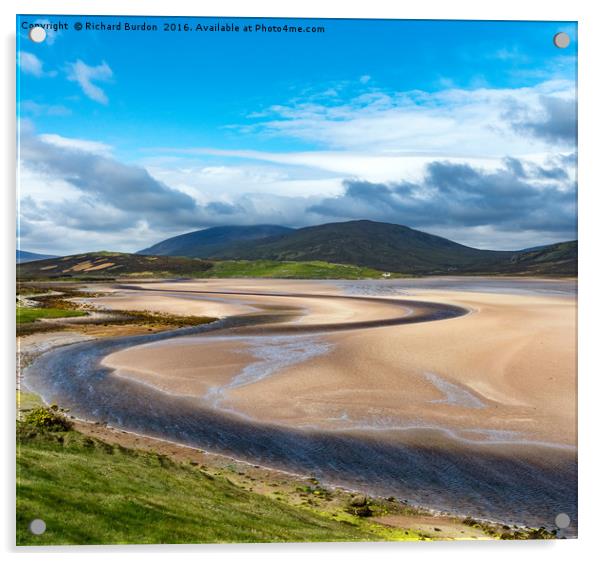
[17,16,577,254]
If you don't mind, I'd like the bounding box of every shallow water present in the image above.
[425,372,486,409]
[336,276,576,297]
[203,334,334,408]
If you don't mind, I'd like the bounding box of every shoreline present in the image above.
[70,416,532,531]
[17,333,517,541]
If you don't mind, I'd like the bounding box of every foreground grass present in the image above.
[16,306,86,324]
[17,427,383,545]
[199,260,392,279]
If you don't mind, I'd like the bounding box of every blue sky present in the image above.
[17,16,577,253]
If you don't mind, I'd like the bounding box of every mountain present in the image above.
[138,225,294,258]
[137,220,576,276]
[17,250,58,264]
[210,220,511,274]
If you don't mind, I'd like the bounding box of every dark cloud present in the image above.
[503,157,527,178]
[44,197,134,232]
[205,201,239,215]
[309,159,576,239]
[20,133,327,240]
[505,95,577,145]
[21,136,198,228]
[21,133,202,232]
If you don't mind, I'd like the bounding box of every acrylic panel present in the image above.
[16,15,577,545]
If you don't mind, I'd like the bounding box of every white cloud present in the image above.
[162,147,503,184]
[19,52,55,77]
[66,60,113,104]
[236,79,575,157]
[359,75,371,84]
[38,133,113,156]
[19,100,71,117]
[142,158,344,198]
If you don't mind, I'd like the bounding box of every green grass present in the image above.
[200,260,393,279]
[17,428,381,545]
[16,306,86,324]
[17,391,45,417]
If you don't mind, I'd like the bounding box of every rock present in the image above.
[349,494,367,507]
[346,495,372,517]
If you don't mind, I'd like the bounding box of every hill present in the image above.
[138,225,293,258]
[16,253,390,280]
[16,251,213,279]
[211,220,511,274]
[17,249,57,264]
[206,221,575,276]
[485,240,577,276]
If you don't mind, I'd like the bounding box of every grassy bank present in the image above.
[17,306,86,324]
[17,421,389,545]
[200,260,391,279]
[16,284,217,336]
[17,405,558,545]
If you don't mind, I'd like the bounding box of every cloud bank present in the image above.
[309,157,576,241]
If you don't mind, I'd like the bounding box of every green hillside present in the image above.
[495,241,577,276]
[17,426,380,545]
[204,260,389,279]
[212,220,509,273]
[210,221,576,276]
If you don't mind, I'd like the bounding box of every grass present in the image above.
[17,426,385,545]
[199,260,393,279]
[16,306,86,324]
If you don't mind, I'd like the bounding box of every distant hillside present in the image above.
[484,241,577,276]
[138,225,293,258]
[17,250,57,264]
[17,252,213,279]
[16,252,389,280]
[211,220,512,274]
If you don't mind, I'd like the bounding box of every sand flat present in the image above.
[231,290,575,446]
[100,279,576,448]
